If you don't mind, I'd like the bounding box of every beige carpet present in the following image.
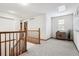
[20,39,79,56]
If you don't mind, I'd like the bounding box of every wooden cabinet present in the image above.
[56,31,66,40]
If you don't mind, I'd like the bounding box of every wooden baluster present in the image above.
[22,32,24,53]
[16,33,18,56]
[21,32,23,54]
[0,33,1,56]
[20,32,22,55]
[5,33,6,56]
[19,33,20,55]
[13,33,15,56]
[30,31,31,44]
[25,31,27,51]
[39,28,40,44]
[9,33,11,56]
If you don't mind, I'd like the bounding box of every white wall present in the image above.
[72,6,79,51]
[73,15,79,50]
[45,14,51,39]
[0,18,16,31]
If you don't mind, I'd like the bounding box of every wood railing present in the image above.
[0,31,27,56]
[0,21,40,56]
[20,22,40,44]
[27,28,40,44]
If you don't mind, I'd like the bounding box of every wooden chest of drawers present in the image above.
[56,31,66,40]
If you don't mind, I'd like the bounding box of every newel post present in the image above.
[24,22,28,51]
[20,21,22,31]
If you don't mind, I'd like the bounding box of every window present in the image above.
[58,19,64,31]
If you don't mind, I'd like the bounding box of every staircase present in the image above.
[0,22,27,56]
[0,21,40,56]
[10,22,27,56]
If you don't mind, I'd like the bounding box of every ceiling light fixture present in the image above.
[20,3,29,6]
[58,5,66,12]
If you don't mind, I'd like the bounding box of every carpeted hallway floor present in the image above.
[20,39,79,56]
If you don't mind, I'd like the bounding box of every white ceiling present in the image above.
[0,3,79,17]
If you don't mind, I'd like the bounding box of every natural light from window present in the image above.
[58,19,64,31]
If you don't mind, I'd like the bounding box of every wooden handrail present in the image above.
[0,39,16,43]
[28,30,39,32]
[0,31,26,34]
[0,30,38,33]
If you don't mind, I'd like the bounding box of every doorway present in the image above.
[51,14,73,40]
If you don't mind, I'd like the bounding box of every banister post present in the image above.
[20,21,22,31]
[24,22,27,51]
